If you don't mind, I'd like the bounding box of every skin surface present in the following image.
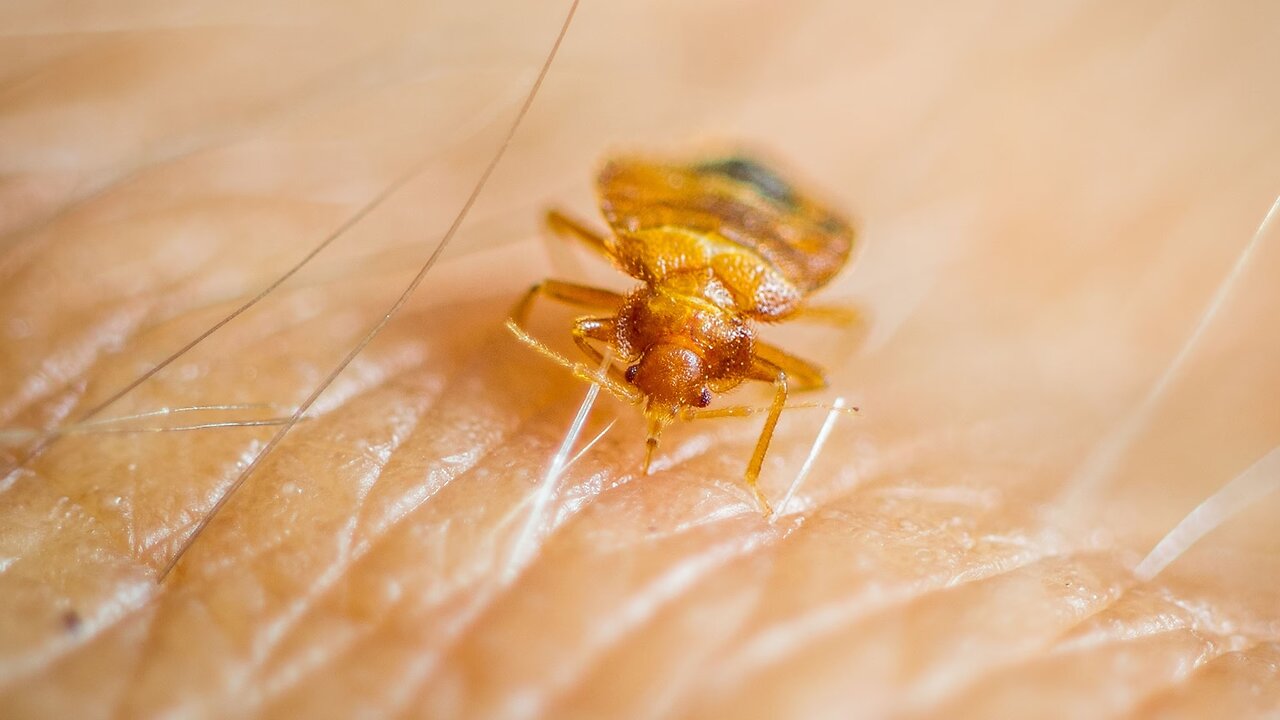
[2,1,1279,718]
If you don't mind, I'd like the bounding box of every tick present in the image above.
[506,153,857,513]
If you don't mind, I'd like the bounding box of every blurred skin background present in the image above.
[1,1,1279,717]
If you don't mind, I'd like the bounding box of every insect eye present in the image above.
[625,364,639,383]
[697,388,712,407]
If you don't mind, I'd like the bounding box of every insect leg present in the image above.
[545,209,615,259]
[505,312,638,405]
[752,340,829,391]
[792,303,863,329]
[741,357,789,516]
[737,344,835,514]
[571,317,636,396]
[512,279,624,324]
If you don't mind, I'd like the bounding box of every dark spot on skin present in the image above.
[625,364,639,383]
[695,157,798,209]
[697,387,713,407]
[62,609,82,633]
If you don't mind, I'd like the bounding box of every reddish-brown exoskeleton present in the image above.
[507,154,857,513]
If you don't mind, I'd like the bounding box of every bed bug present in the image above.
[506,153,857,514]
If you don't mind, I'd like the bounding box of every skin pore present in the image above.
[2,2,1280,718]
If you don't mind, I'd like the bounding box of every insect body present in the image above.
[507,154,856,513]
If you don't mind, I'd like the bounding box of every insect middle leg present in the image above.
[512,278,624,325]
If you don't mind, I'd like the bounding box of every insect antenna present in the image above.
[681,400,859,421]
[158,0,582,581]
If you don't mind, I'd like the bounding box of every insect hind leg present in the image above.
[545,209,615,259]
[794,303,863,329]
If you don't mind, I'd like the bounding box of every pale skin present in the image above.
[2,2,1280,719]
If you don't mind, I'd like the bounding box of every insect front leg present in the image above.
[742,358,789,516]
[739,345,830,515]
[572,317,640,404]
[505,320,639,405]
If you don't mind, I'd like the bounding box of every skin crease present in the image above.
[2,1,1280,718]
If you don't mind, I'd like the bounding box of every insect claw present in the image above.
[643,436,658,474]
[753,484,774,517]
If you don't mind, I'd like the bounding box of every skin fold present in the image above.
[1,1,1279,718]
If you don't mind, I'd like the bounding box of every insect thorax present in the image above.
[614,280,755,384]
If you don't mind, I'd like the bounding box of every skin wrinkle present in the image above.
[419,522,774,720]
[0,543,156,690]
[406,516,771,719]
[0,344,442,695]
[3,59,534,482]
[5,272,216,433]
[264,538,479,714]
[1042,584,1269,657]
[0,468,162,670]
[124,335,424,563]
[235,377,497,704]
[1115,639,1239,720]
[1127,642,1280,718]
[3,279,324,470]
[391,478,628,699]
[908,594,1204,717]
[160,2,577,584]
[726,494,1073,635]
[344,407,750,716]
[5,392,1070,707]
[721,550,1131,712]
[242,399,602,712]
[622,584,770,720]
[4,2,1280,716]
[705,544,1064,694]
[144,292,471,543]
[1123,628,1226,679]
[183,379,468,573]
[924,629,1221,720]
[47,61,539,447]
[531,528,778,719]
[0,298,152,426]
[0,24,468,258]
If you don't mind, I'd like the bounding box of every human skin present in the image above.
[2,1,1279,718]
